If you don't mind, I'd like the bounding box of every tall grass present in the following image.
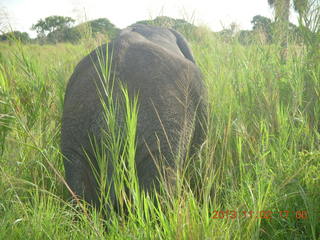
[0,25,319,239]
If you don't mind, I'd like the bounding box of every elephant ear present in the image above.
[169,29,195,63]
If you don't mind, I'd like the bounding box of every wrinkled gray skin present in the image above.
[61,24,206,210]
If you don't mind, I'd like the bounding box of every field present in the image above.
[0,28,319,239]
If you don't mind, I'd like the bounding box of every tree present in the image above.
[294,0,319,34]
[251,15,273,43]
[293,0,320,59]
[293,0,309,16]
[218,29,234,42]
[216,22,240,43]
[251,15,272,33]
[31,16,75,38]
[0,31,30,43]
[88,18,119,38]
[267,0,310,61]
[46,27,81,44]
[268,0,291,62]
[72,18,120,43]
[134,16,196,40]
[238,30,254,45]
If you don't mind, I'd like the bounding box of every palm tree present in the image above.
[268,0,291,25]
[268,0,291,62]
[268,0,310,62]
[292,0,309,16]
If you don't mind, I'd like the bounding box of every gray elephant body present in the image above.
[61,24,206,208]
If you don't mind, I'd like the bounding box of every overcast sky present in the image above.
[1,0,298,38]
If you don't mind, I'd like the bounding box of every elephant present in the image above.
[61,24,207,211]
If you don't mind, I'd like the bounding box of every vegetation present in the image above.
[251,15,273,42]
[31,16,75,37]
[71,18,120,44]
[87,18,120,37]
[267,0,310,62]
[0,13,310,46]
[0,15,119,44]
[134,16,197,39]
[0,31,31,44]
[0,6,320,240]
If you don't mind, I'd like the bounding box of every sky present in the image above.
[1,0,298,38]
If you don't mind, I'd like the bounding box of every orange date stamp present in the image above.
[211,210,308,220]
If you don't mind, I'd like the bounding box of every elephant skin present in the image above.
[61,24,207,210]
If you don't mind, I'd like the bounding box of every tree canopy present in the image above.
[89,18,119,36]
[30,16,119,44]
[0,31,30,43]
[134,16,196,39]
[31,16,75,37]
[251,15,273,42]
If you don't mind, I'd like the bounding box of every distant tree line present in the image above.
[0,31,31,43]
[220,15,303,45]
[0,15,120,44]
[135,16,197,39]
[132,15,303,46]
[0,8,317,48]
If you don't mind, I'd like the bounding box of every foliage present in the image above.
[251,15,273,42]
[267,0,312,62]
[31,16,75,36]
[135,16,197,39]
[88,18,120,38]
[68,18,120,44]
[46,27,81,44]
[218,14,302,45]
[31,17,119,44]
[0,31,31,43]
[294,0,320,133]
[296,0,320,53]
[31,15,75,38]
[237,30,254,45]
[294,0,310,15]
[31,15,76,44]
